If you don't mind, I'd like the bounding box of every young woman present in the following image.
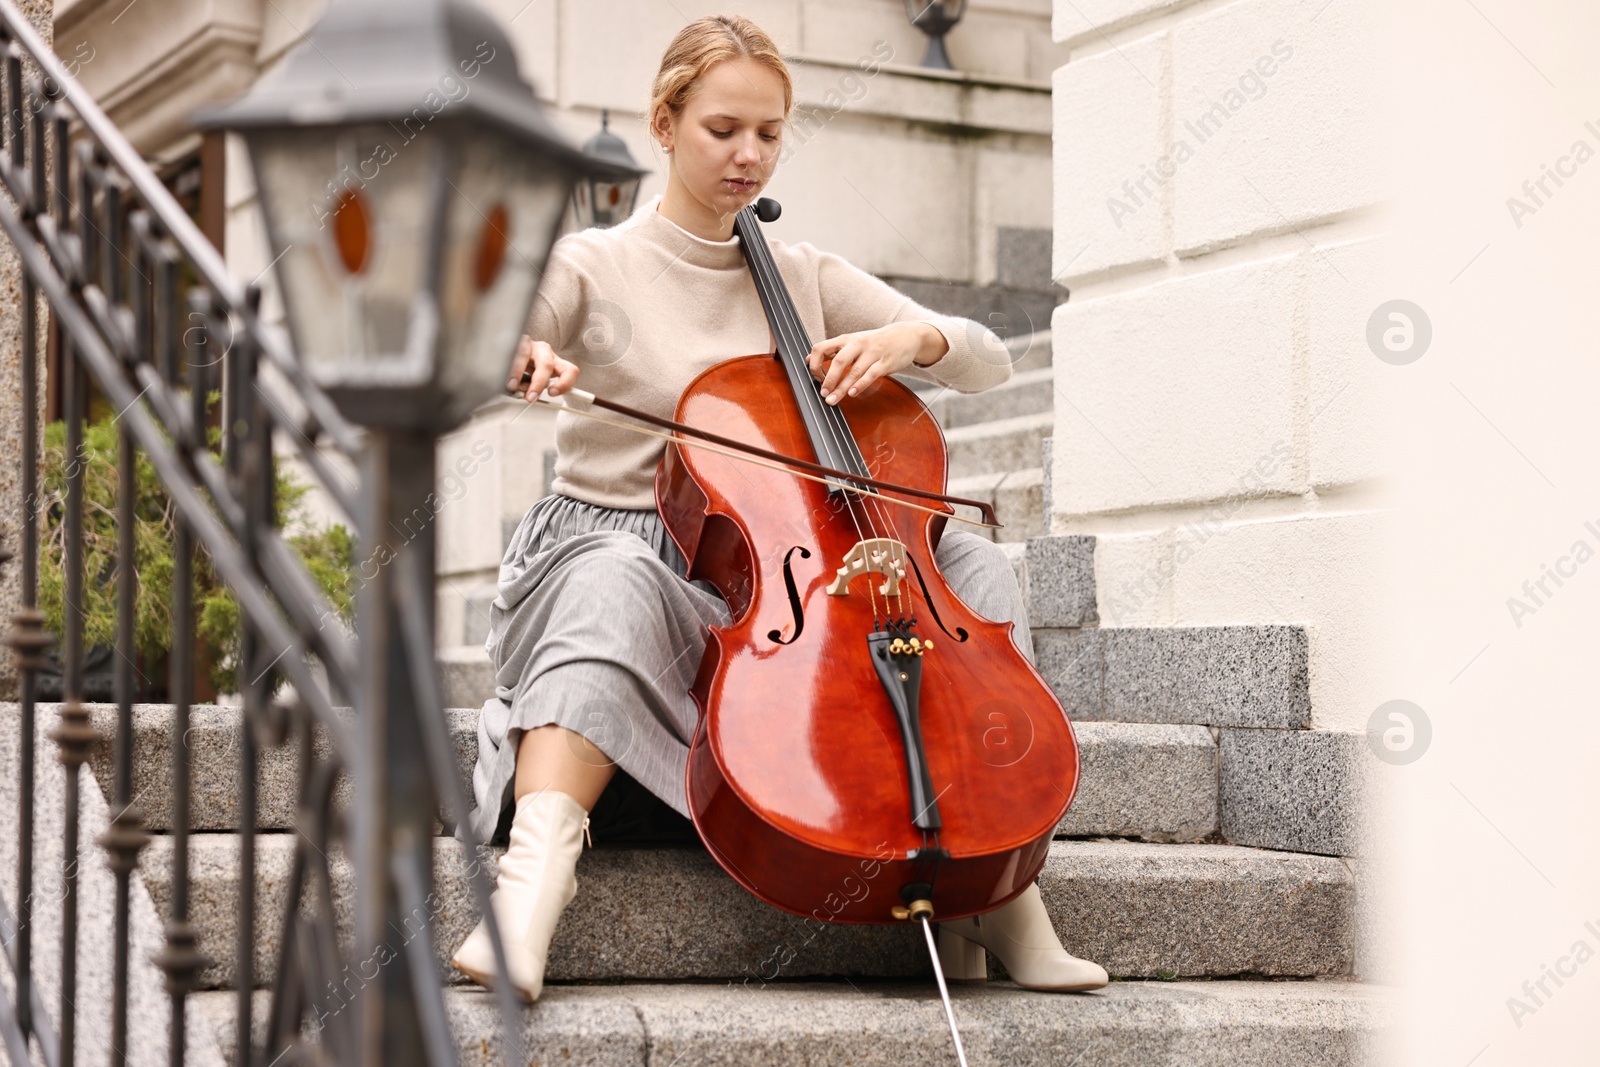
[449,14,1107,1003]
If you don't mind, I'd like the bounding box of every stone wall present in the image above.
[1047,0,1391,731]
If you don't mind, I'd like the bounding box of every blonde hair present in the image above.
[649,15,793,137]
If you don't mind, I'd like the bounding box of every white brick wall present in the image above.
[1053,253,1300,513]
[1170,0,1382,254]
[1051,30,1166,278]
[1306,237,1390,489]
[1050,0,1387,730]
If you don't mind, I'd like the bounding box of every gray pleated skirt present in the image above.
[459,491,1034,848]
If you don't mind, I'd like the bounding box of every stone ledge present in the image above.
[1220,728,1375,857]
[141,837,1354,990]
[77,704,1215,843]
[1023,534,1096,627]
[1034,625,1312,728]
[198,977,1392,1067]
[1065,721,1215,841]
[789,52,1051,138]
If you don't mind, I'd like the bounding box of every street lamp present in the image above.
[192,2,644,1064]
[194,0,645,432]
[903,0,968,71]
[572,108,645,228]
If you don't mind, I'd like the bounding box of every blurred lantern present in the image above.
[572,109,644,229]
[903,0,968,71]
[192,0,646,431]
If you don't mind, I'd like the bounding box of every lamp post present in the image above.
[903,0,969,71]
[573,108,645,228]
[193,1,644,1064]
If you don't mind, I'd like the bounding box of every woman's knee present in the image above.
[937,531,1024,624]
[560,530,673,591]
[938,530,1017,583]
[546,531,695,646]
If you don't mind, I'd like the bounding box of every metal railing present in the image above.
[0,5,523,1065]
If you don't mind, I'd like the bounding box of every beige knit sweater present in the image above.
[528,193,1013,509]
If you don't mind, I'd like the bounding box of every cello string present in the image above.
[745,207,915,616]
[739,206,881,511]
[742,205,912,617]
[739,207,907,619]
[737,206,888,622]
[744,208,961,1012]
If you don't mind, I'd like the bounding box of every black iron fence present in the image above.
[0,5,523,1065]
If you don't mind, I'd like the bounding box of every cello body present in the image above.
[656,352,1081,924]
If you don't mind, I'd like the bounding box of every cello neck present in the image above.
[733,200,870,482]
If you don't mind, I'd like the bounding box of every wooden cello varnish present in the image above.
[655,198,1080,924]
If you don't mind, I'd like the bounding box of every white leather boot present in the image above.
[450,790,590,1002]
[936,882,1108,991]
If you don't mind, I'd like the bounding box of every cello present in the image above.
[650,198,1081,942]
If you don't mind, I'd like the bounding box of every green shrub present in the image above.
[38,391,357,696]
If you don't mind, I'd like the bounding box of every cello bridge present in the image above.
[826,538,909,598]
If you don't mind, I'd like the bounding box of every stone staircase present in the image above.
[16,635,1388,1062]
[4,325,1391,1062]
[68,671,1386,1064]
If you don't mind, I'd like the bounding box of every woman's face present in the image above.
[656,58,786,221]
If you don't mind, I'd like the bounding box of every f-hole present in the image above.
[903,551,969,643]
[767,545,811,645]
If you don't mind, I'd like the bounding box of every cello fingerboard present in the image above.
[733,200,873,490]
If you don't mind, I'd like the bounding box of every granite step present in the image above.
[1033,624,1312,729]
[947,466,1045,544]
[923,366,1054,429]
[196,978,1391,1067]
[437,646,498,715]
[442,626,1308,737]
[1006,328,1054,374]
[945,412,1053,481]
[140,837,1354,991]
[82,705,1217,843]
[904,328,1053,391]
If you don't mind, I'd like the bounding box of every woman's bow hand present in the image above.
[507,334,580,403]
[806,322,948,405]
